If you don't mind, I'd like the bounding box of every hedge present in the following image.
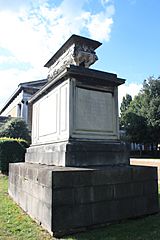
[0,117,31,143]
[0,138,29,174]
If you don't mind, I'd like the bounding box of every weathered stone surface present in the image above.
[8,35,159,238]
[8,163,159,237]
[9,163,53,231]
[25,140,129,167]
[29,64,124,164]
[44,35,101,81]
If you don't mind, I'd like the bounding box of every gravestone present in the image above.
[9,35,159,237]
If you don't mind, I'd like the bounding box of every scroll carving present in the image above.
[48,44,98,81]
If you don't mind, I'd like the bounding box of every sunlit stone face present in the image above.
[75,88,113,132]
[45,35,101,81]
[47,43,98,81]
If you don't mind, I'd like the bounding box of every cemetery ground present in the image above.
[0,173,160,240]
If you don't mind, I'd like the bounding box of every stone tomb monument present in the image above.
[9,35,159,237]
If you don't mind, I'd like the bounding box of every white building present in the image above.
[0,79,47,128]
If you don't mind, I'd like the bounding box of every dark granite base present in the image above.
[25,140,129,166]
[9,163,159,237]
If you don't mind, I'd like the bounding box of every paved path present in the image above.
[130,158,160,181]
[130,158,160,167]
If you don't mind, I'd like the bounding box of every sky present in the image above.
[0,0,160,109]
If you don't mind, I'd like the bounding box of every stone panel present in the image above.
[59,82,69,137]
[70,84,118,140]
[75,88,114,132]
[39,89,58,137]
[32,80,69,145]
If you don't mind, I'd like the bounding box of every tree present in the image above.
[120,94,132,129]
[138,77,160,147]
[142,77,160,128]
[122,111,148,143]
[0,118,31,143]
[120,76,160,148]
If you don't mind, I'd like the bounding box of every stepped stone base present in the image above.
[25,141,129,167]
[9,163,159,237]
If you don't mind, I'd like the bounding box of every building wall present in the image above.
[1,91,31,123]
[4,105,17,117]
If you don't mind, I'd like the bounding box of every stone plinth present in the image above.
[9,163,159,237]
[26,64,127,167]
[27,36,126,168]
[25,141,129,167]
[8,35,159,237]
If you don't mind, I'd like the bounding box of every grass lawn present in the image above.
[0,174,160,240]
[0,174,53,240]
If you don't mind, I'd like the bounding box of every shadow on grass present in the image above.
[67,214,160,240]
[66,194,160,240]
[1,173,160,240]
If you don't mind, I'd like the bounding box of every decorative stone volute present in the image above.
[44,34,101,81]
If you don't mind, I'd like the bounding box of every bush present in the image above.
[0,138,29,174]
[0,118,31,143]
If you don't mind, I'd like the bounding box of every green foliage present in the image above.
[120,77,160,146]
[0,118,31,143]
[120,94,132,129]
[0,137,28,143]
[0,175,53,240]
[142,77,160,129]
[0,138,29,174]
[120,94,132,113]
[122,112,148,143]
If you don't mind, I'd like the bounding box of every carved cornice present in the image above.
[45,35,101,81]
